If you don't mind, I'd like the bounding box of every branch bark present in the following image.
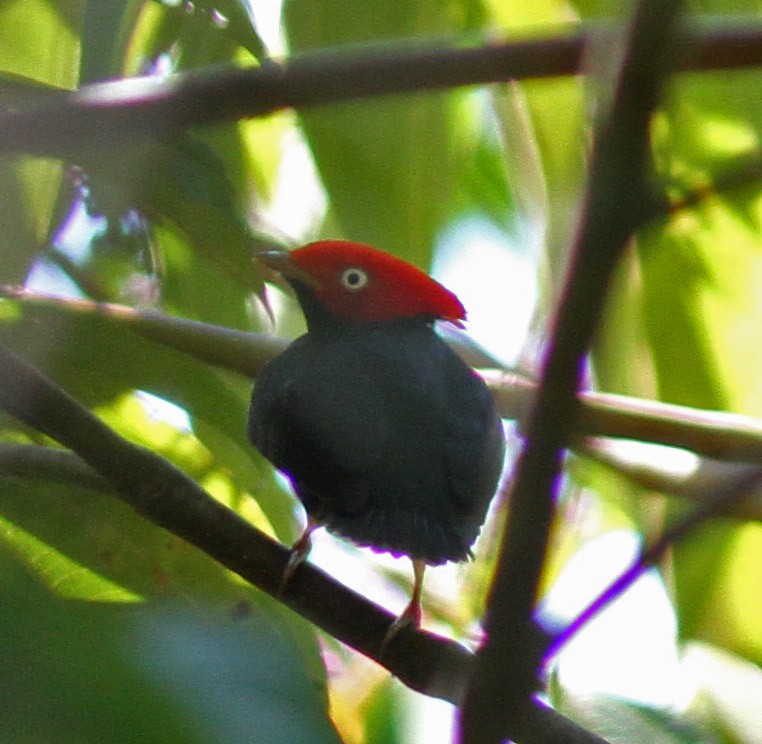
[460,2,685,742]
[0,339,470,697]
[0,341,610,743]
[8,288,762,465]
[0,9,757,744]
[0,21,761,158]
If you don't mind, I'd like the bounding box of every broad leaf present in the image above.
[0,545,338,744]
[284,0,463,267]
[0,0,85,282]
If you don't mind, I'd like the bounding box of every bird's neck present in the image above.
[290,281,347,332]
[290,280,436,335]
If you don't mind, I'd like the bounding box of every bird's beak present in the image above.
[255,250,321,290]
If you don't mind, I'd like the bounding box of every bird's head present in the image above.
[257,240,466,330]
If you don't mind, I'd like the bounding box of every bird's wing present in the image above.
[440,350,506,520]
[249,341,392,512]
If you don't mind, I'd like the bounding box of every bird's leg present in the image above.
[382,559,426,647]
[279,516,319,594]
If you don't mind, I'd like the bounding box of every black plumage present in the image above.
[248,282,505,566]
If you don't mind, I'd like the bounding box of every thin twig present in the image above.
[0,285,287,378]
[641,153,762,224]
[576,388,762,462]
[0,442,111,491]
[546,464,762,656]
[8,288,762,465]
[584,441,762,520]
[485,370,762,462]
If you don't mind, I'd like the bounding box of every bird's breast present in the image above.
[248,322,505,564]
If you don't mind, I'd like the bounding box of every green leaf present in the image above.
[76,134,265,316]
[598,57,762,664]
[196,0,268,59]
[685,641,762,744]
[0,0,84,87]
[362,679,406,744]
[0,1,85,283]
[0,296,296,541]
[75,3,276,320]
[449,89,517,233]
[283,0,464,267]
[138,0,268,63]
[0,545,339,744]
[514,76,587,304]
[641,70,762,663]
[0,470,239,603]
[0,157,63,283]
[80,0,142,83]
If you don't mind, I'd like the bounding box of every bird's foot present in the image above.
[380,559,426,652]
[382,599,422,647]
[278,521,317,595]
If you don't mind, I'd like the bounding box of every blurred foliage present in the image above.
[0,0,83,283]
[0,543,339,744]
[0,0,760,742]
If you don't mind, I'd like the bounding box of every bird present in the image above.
[248,240,505,638]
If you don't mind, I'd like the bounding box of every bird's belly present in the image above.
[325,509,474,565]
[298,474,481,566]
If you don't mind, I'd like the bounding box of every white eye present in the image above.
[340,267,369,291]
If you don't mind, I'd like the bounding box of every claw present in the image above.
[381,559,426,650]
[279,518,319,595]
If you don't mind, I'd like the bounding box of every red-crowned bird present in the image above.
[248,240,505,636]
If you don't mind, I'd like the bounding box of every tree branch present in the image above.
[0,442,111,491]
[0,340,468,699]
[460,2,685,742]
[574,388,762,461]
[485,370,762,462]
[1,21,761,158]
[0,341,610,743]
[546,463,762,657]
[8,288,762,466]
[0,9,756,743]
[0,285,287,379]
[583,441,762,520]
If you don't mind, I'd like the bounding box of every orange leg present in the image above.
[383,559,426,646]
[279,516,319,594]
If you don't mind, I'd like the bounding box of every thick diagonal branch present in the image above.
[0,341,611,743]
[0,340,469,700]
[460,2,685,742]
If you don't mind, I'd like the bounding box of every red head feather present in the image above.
[263,240,466,327]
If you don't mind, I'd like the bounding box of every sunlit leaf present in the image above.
[0,1,85,283]
[144,0,268,62]
[80,0,141,83]
[202,0,268,59]
[0,296,295,541]
[283,0,465,267]
[598,53,762,666]
[75,134,265,314]
[362,680,406,744]
[4,1,762,741]
[684,641,762,743]
[0,0,84,86]
[77,3,275,319]
[561,694,720,744]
